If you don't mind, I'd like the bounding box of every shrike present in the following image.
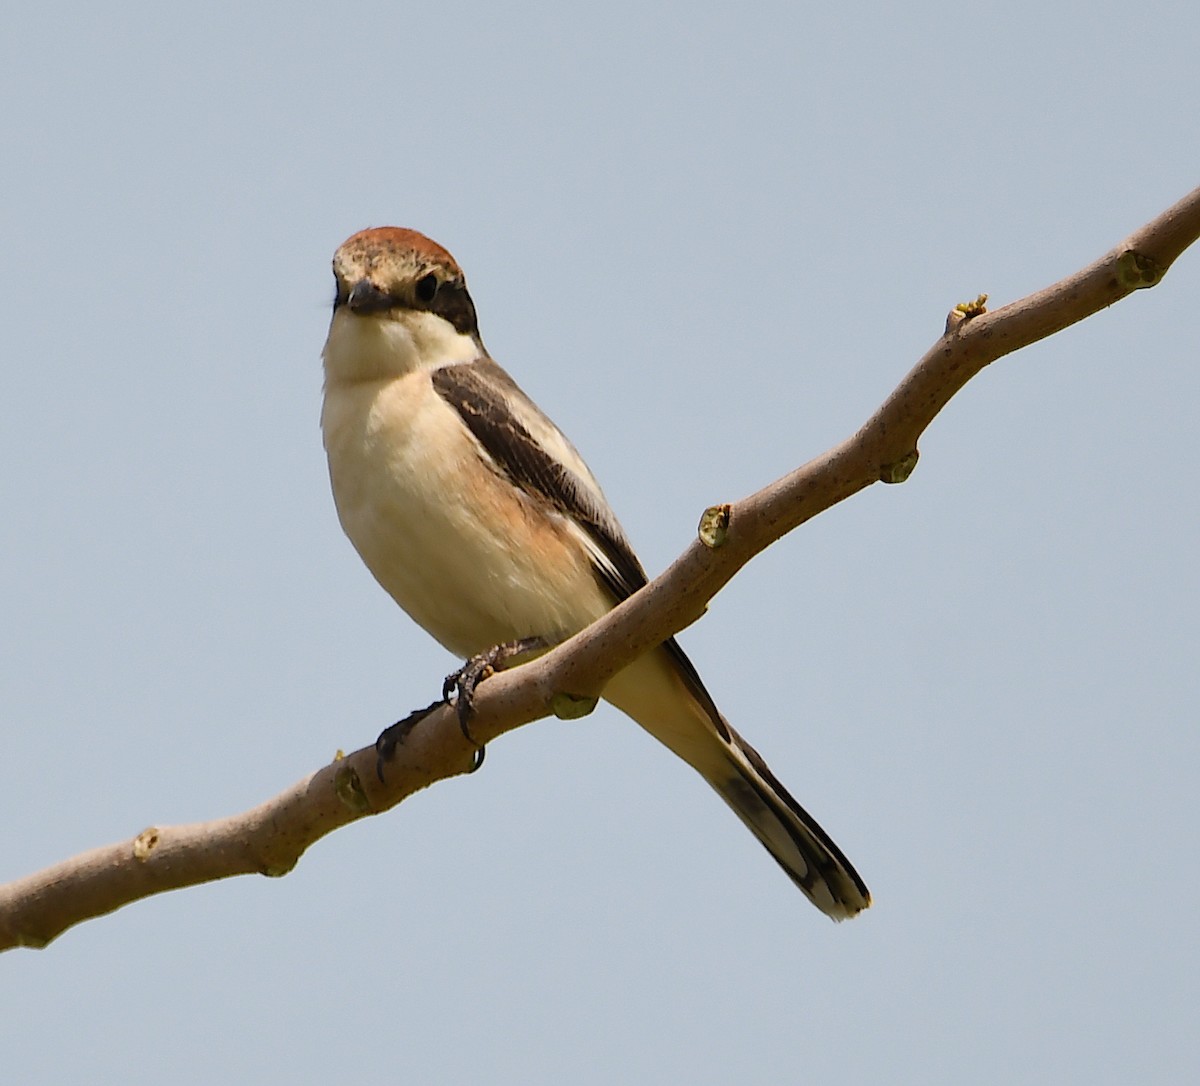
[320,227,870,920]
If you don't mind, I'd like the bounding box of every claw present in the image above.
[377,637,546,782]
[375,699,443,782]
[443,636,547,760]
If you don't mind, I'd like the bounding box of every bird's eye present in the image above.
[415,274,439,304]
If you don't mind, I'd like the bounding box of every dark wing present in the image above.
[431,357,649,602]
[431,357,726,730]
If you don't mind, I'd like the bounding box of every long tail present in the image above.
[712,718,870,919]
[602,642,871,921]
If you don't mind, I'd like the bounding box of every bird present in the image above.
[319,226,870,920]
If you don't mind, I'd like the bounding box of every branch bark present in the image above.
[4,185,1198,952]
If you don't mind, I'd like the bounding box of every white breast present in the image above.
[321,370,613,658]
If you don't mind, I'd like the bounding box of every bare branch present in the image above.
[3,184,1198,952]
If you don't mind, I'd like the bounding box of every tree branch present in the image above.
[4,184,1198,952]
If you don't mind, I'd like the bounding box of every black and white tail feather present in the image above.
[602,639,871,920]
[718,719,869,918]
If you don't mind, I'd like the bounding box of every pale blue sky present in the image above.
[3,3,1197,1083]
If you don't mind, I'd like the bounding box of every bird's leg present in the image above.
[375,699,444,782]
[444,636,548,764]
[374,636,548,781]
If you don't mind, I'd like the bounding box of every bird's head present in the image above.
[323,227,483,384]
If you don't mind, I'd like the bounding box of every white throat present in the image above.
[322,309,481,386]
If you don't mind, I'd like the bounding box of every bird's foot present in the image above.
[374,637,547,781]
[375,700,444,782]
[443,637,548,768]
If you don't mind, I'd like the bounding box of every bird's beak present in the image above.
[345,279,397,314]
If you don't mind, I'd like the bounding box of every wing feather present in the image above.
[430,358,725,729]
